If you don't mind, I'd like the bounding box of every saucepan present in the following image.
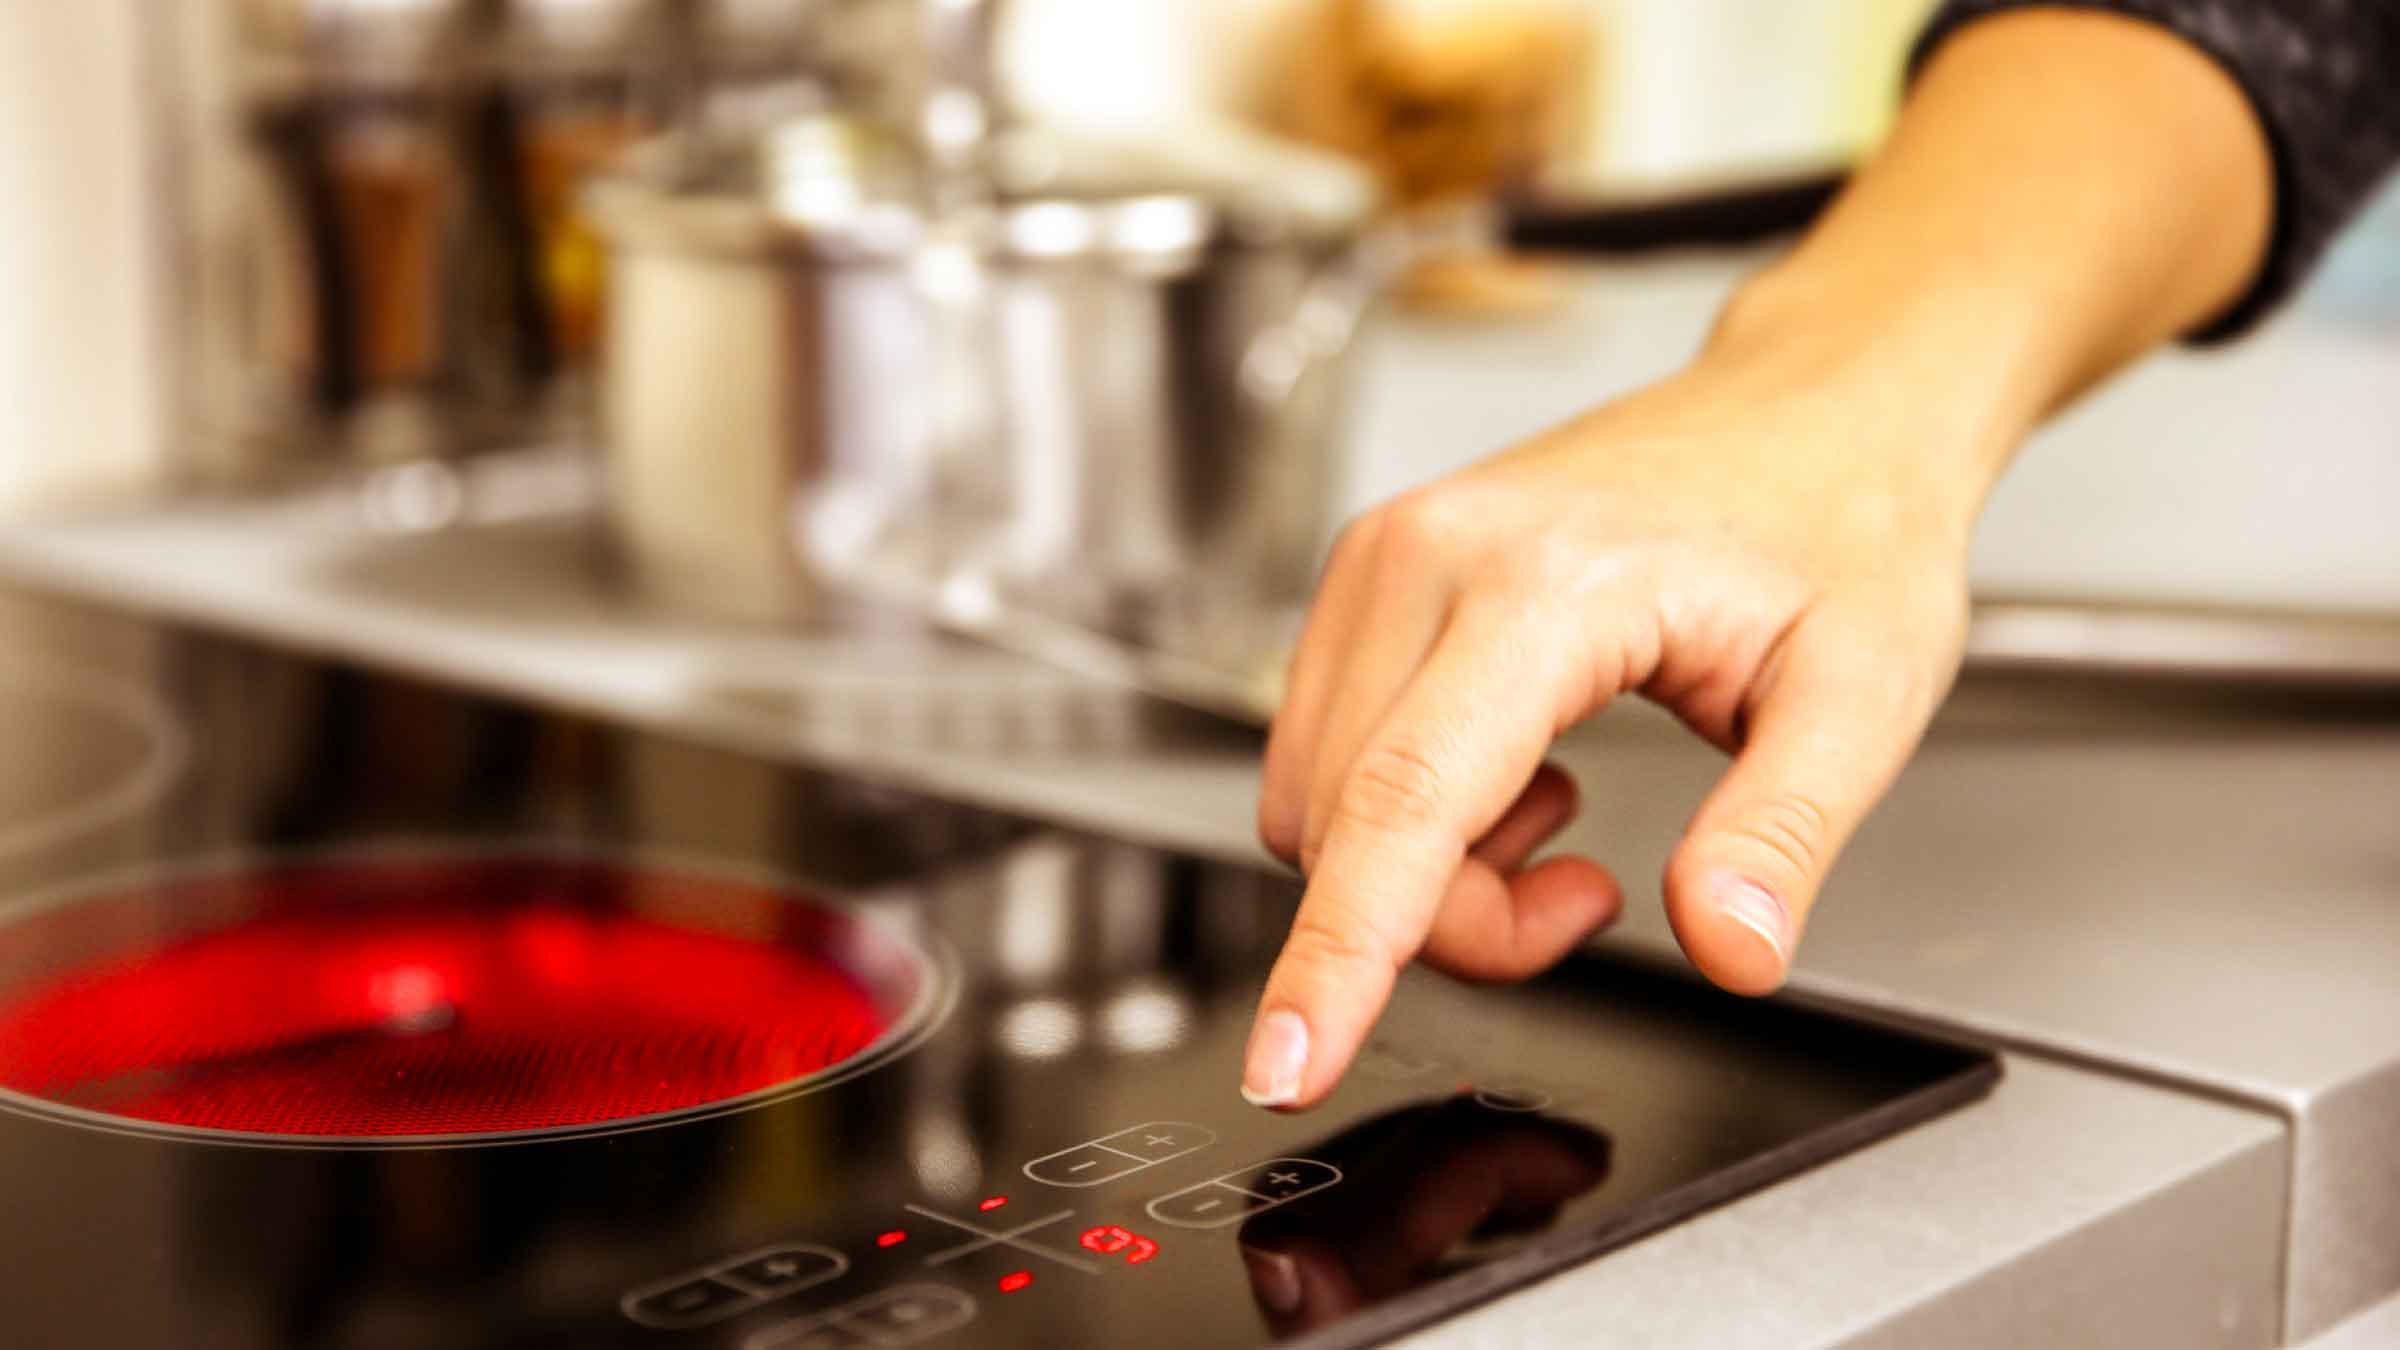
[583,115,1391,696]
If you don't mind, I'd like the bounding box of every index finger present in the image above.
[1242,597,1593,1109]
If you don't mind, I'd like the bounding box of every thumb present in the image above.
[1664,609,1954,994]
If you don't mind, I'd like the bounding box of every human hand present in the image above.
[1244,349,1980,1110]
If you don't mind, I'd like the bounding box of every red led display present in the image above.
[875,1231,908,1248]
[1079,1224,1162,1266]
[977,1195,1009,1212]
[998,1271,1034,1294]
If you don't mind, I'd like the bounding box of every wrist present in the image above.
[1692,252,2051,534]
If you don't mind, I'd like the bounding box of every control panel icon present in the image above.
[745,1283,977,1350]
[1023,1121,1216,1188]
[1146,1158,1342,1230]
[621,1243,848,1329]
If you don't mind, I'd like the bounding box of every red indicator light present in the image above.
[978,1195,1009,1212]
[998,1270,1034,1294]
[875,1230,907,1248]
[1080,1224,1161,1266]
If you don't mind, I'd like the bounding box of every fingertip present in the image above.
[1666,868,1792,996]
[1245,936,1398,1110]
[1241,1007,1311,1109]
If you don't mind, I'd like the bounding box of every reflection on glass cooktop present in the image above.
[0,585,1997,1349]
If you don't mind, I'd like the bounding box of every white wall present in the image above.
[0,2,166,510]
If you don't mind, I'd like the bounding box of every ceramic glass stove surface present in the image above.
[0,587,1996,1349]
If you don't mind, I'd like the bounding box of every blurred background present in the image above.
[0,0,1935,500]
[0,0,2395,704]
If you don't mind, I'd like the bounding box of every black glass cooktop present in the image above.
[0,586,1997,1349]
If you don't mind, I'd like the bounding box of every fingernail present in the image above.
[1242,1246,1304,1314]
[1241,1009,1309,1108]
[1712,876,1790,963]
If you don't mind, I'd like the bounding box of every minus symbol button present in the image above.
[1024,1143,1148,1188]
[1147,1182,1263,1230]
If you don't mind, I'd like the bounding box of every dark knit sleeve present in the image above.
[1913,0,2400,340]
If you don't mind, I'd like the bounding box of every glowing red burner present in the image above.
[977,1195,1009,1212]
[998,1271,1034,1294]
[0,855,932,1140]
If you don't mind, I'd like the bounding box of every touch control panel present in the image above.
[1023,1121,1217,1187]
[745,1284,978,1350]
[620,1245,849,1329]
[1146,1158,1344,1230]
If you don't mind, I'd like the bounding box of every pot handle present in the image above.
[1234,204,1486,416]
[1236,227,1396,416]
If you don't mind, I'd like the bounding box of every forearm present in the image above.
[1702,9,2273,523]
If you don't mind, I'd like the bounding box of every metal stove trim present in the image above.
[0,656,189,864]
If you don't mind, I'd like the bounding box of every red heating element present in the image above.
[998,1271,1034,1294]
[0,857,913,1138]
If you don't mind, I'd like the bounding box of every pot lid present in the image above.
[585,115,1380,265]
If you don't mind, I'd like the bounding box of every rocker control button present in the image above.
[1222,1159,1341,1203]
[1023,1143,1146,1187]
[622,1276,751,1329]
[1148,1158,1344,1230]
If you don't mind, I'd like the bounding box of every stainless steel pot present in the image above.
[584,117,933,621]
[584,118,1386,645]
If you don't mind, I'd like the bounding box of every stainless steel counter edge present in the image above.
[2297,1289,2400,1349]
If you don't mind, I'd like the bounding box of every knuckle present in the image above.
[1336,742,1453,839]
[1729,793,1834,884]
[1283,901,1406,979]
[1502,525,1601,594]
[1323,512,1383,578]
[1379,489,1472,563]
